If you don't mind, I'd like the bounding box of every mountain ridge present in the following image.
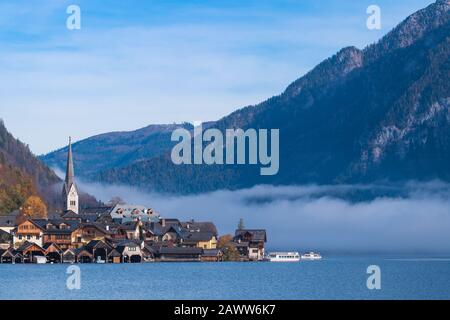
[42,1,450,194]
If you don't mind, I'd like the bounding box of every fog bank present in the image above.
[71,177,450,254]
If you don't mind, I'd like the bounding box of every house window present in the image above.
[18,235,23,240]
[27,235,31,240]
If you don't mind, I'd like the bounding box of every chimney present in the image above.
[161,219,166,227]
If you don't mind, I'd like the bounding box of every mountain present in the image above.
[0,152,37,214]
[41,123,193,178]
[0,121,101,210]
[0,121,61,199]
[43,0,450,194]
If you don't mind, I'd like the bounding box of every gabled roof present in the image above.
[1,248,23,258]
[17,241,45,253]
[75,222,113,235]
[142,222,164,236]
[183,232,215,243]
[61,210,80,219]
[159,247,202,255]
[182,221,218,236]
[234,229,267,242]
[25,219,47,231]
[63,248,76,255]
[0,229,12,243]
[43,242,63,252]
[202,249,223,257]
[75,248,94,257]
[108,248,122,257]
[81,206,114,215]
[85,239,113,251]
[118,221,139,231]
[0,214,17,227]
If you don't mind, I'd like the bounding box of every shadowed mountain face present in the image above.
[0,121,61,195]
[43,1,450,194]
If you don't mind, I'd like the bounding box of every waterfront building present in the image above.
[201,249,223,262]
[13,219,46,247]
[71,223,112,247]
[234,229,267,261]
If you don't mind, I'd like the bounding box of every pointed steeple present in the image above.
[63,136,79,213]
[65,136,75,188]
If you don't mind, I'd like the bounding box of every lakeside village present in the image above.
[0,139,268,264]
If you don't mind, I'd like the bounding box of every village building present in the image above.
[115,240,143,263]
[182,232,218,249]
[0,229,12,249]
[201,249,223,262]
[234,229,267,261]
[141,222,164,242]
[42,219,79,250]
[157,247,203,262]
[110,204,160,223]
[83,239,114,263]
[0,248,23,264]
[117,221,142,240]
[62,248,76,263]
[43,243,64,263]
[0,139,268,264]
[16,241,46,263]
[0,210,18,233]
[71,223,112,247]
[13,219,46,247]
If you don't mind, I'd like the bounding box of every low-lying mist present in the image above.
[53,168,450,254]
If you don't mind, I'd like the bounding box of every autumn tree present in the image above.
[16,195,48,224]
[217,234,234,248]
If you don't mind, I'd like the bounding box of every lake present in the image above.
[1,256,449,300]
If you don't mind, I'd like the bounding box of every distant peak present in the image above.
[284,46,363,98]
[364,0,449,61]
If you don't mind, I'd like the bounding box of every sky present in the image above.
[0,0,434,154]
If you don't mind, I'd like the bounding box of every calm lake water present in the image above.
[1,256,449,300]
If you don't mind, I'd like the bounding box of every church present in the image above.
[62,137,79,214]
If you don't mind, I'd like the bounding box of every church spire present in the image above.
[65,136,75,187]
[63,136,79,213]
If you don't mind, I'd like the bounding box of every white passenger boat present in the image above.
[266,252,300,262]
[300,252,322,260]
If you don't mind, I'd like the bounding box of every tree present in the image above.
[217,234,233,248]
[237,218,245,230]
[16,195,48,223]
[107,196,125,206]
[223,244,240,261]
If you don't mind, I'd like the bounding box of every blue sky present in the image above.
[0,0,433,154]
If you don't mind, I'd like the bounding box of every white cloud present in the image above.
[76,180,450,254]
